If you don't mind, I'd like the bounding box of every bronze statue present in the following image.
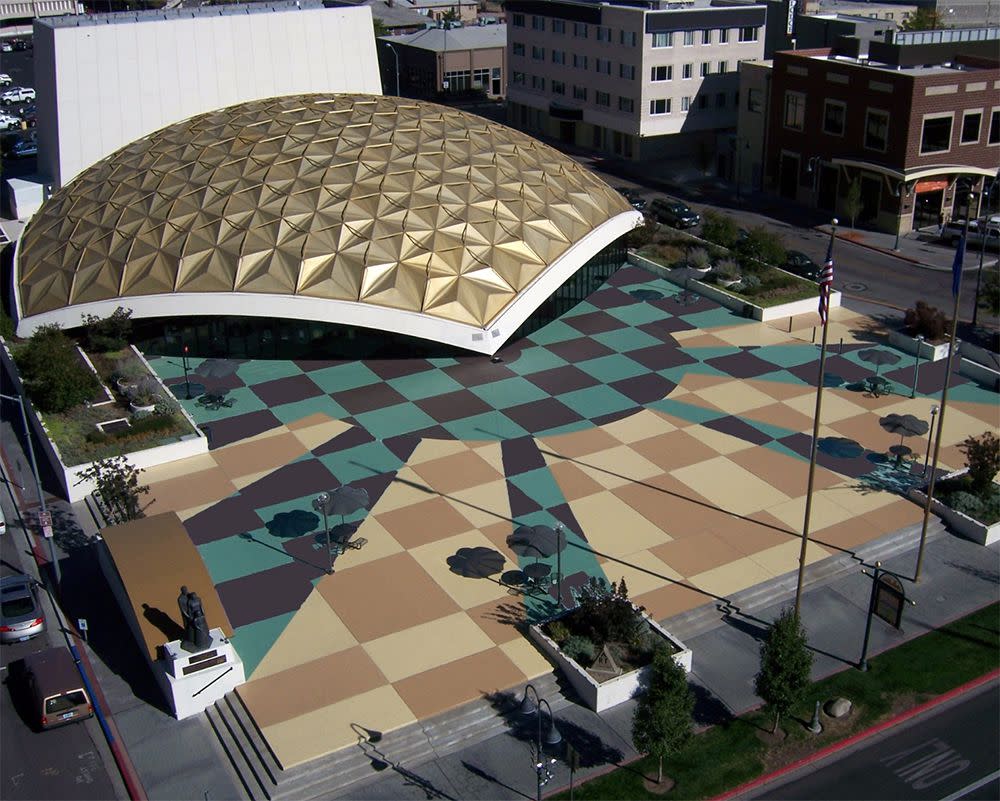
[177,586,211,652]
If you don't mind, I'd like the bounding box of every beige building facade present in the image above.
[506,0,766,160]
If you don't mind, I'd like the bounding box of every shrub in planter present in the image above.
[15,325,99,413]
[700,210,740,249]
[959,432,1000,494]
[735,274,762,294]
[713,258,740,281]
[948,491,984,518]
[562,635,596,665]
[547,620,571,645]
[736,226,786,269]
[627,216,658,249]
[903,301,949,341]
[81,307,133,353]
[686,247,711,271]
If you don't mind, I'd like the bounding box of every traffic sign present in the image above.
[38,510,53,539]
[78,618,88,632]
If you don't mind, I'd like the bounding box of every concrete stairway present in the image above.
[206,692,281,801]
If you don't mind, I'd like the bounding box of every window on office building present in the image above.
[698,95,707,109]
[718,60,728,73]
[531,75,545,90]
[702,29,711,44]
[574,22,588,37]
[472,68,489,88]
[739,26,759,42]
[748,88,762,112]
[532,46,544,60]
[716,92,726,107]
[652,31,673,47]
[619,96,634,112]
[920,114,952,154]
[718,28,729,43]
[596,91,610,106]
[552,50,565,64]
[960,111,981,144]
[531,15,544,29]
[682,63,693,79]
[989,109,1000,144]
[512,71,525,85]
[573,54,588,69]
[823,99,846,136]
[573,85,587,100]
[596,25,611,41]
[783,91,805,130]
[700,62,709,77]
[552,80,566,95]
[512,13,524,26]
[650,98,671,114]
[596,58,611,74]
[651,65,672,81]
[681,96,690,111]
[620,30,637,46]
[620,63,635,80]
[864,108,889,151]
[444,70,471,91]
[683,30,695,45]
[513,43,525,56]
[552,19,565,33]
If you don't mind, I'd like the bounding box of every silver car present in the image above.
[0,575,46,643]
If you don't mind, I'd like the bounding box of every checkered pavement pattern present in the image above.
[141,265,998,767]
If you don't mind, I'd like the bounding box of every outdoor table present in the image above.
[889,444,913,468]
[500,569,527,591]
[523,562,551,589]
[866,376,893,397]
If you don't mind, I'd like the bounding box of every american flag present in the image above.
[818,238,834,324]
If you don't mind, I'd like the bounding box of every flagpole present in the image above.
[794,219,837,618]
[913,198,973,582]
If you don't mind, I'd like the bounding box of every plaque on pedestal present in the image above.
[159,628,245,719]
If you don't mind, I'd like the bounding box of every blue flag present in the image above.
[951,233,966,297]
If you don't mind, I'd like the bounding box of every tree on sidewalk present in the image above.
[632,645,695,786]
[844,178,863,229]
[77,455,150,523]
[754,607,813,734]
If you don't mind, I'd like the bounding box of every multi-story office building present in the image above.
[763,28,999,235]
[505,0,767,161]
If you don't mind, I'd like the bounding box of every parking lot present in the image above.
[0,35,37,172]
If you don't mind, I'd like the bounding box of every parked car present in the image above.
[9,139,37,158]
[11,38,32,51]
[16,647,94,730]
[616,187,647,212]
[648,198,701,228]
[0,575,46,643]
[0,112,20,130]
[1,87,36,105]
[782,250,821,281]
[0,73,11,87]
[941,218,1000,252]
[0,41,12,53]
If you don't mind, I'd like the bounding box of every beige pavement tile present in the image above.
[571,491,674,556]
[231,469,280,490]
[691,426,756,456]
[407,438,470,464]
[677,372,734,391]
[822,482,898,514]
[633,581,711,621]
[213,432,308,480]
[289,418,352,450]
[672,456,791,517]
[467,596,527,645]
[411,450,504,495]
[743,402,816,435]
[499,637,554,680]
[392,646,525,720]
[783,391,868,423]
[449,481,513,530]
[331,516,404,571]
[317,552,460,641]
[410,531,511,609]
[694,381,779,415]
[367,466,438,512]
[743,379,816,402]
[827,413,897,453]
[549,460,606,502]
[240,646,387,728]
[713,323,797,347]
[711,512,796,555]
[629,480,734,538]
[375,496,475,549]
[142,452,219,484]
[628,429,721,473]
[727,447,841,498]
[651,531,742,577]
[764,491,856,533]
[688,556,773,599]
[286,412,336,431]
[674,333,735,348]
[569,445,663,484]
[938,405,994,447]
[670,391,725,415]
[952,399,1000,427]
[364,612,496,683]
[251,590,358,680]
[470,441,505,475]
[612,479,689,537]
[259,685,415,769]
[478,519,523,562]
[597,549,682,596]
[749,539,829,578]
[176,502,214,522]
[811,518,879,550]
[602,408,676,444]
[539,427,623,459]
[144,469,237,517]
[860,498,925,532]
[936,443,966,472]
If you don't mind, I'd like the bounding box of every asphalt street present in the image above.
[751,680,1000,801]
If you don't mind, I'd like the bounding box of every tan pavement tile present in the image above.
[538,427,623,458]
[727,447,841,498]
[331,516,404,571]
[142,452,219,483]
[289,417,351,450]
[953,399,1000,427]
[568,445,663,484]
[743,402,816,435]
[764,491,856,533]
[376,496,475,549]
[688,556,773,599]
[409,531,511,609]
[672,456,791,517]
[860,498,925,532]
[827,413,898,453]
[613,479,692,536]
[467,596,527,645]
[748,538,829,578]
[743,378,816,401]
[628,429,720,473]
[783,391,869,423]
[449,481,513,530]
[597,549,682,596]
[651,531,742,577]
[692,426,756,456]
[499,637,555,680]
[549,460,609,502]
[694,381,779,415]
[144,469,237,516]
[811,518,880,550]
[213,432,308,480]
[632,580,711,621]
[406,438,469,465]
[570,491,674,556]
[711,512,796,555]
[602,408,676,444]
[713,323,797,347]
[411,450,504,495]
[938,405,995,446]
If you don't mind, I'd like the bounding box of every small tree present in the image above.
[900,7,947,30]
[373,16,390,36]
[626,215,658,249]
[844,178,863,229]
[960,432,1000,494]
[903,300,949,341]
[77,456,150,522]
[81,306,133,353]
[15,325,99,413]
[632,646,695,785]
[700,210,740,249]
[754,608,812,734]
[978,269,1000,317]
[737,226,786,270]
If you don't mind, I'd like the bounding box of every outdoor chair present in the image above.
[865,376,893,398]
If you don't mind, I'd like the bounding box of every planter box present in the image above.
[529,607,692,713]
[888,330,951,362]
[908,469,1000,546]
[627,252,839,323]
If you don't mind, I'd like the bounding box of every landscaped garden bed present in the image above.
[529,578,691,712]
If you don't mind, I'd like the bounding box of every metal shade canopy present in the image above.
[193,358,239,379]
[506,525,567,559]
[858,348,902,377]
[446,546,506,578]
[316,485,371,518]
[879,413,930,445]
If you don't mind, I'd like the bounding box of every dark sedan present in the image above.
[783,250,821,281]
[648,198,700,228]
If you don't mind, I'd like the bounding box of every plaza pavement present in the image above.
[134,264,997,770]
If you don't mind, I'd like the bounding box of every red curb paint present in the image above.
[711,668,1000,801]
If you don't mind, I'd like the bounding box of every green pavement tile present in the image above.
[254,496,324,537]
[742,418,799,441]
[271,395,349,425]
[426,357,460,368]
[592,326,664,353]
[507,468,568,510]
[560,301,599,319]
[558,384,637,418]
[948,382,998,405]
[198,530,294,585]
[387,369,465,401]
[753,369,811,385]
[441,411,528,441]
[308,362,382,394]
[649,397,728,424]
[528,319,589,346]
[470,376,550,409]
[764,440,808,462]
[753,344,824,368]
[233,612,296,680]
[236,360,304,385]
[506,346,569,376]
[535,419,595,437]
[681,308,751,329]
[605,302,671,327]
[354,402,437,440]
[145,353,189,381]
[575,354,649,384]
[682,346,743,361]
[318,441,405,484]
[183,385,268,425]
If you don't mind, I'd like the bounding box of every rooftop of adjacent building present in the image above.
[508,0,764,11]
[380,21,506,49]
[36,0,339,28]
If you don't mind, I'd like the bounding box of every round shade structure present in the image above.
[15,94,641,354]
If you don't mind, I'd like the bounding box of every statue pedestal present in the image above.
[159,628,245,719]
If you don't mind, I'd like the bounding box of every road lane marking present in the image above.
[939,769,1000,801]
[880,738,971,791]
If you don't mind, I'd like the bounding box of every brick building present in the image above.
[764,28,999,236]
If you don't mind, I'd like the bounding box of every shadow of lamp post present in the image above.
[519,683,562,801]
[910,335,924,398]
[922,405,938,476]
[312,491,333,575]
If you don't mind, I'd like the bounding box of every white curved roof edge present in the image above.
[14,211,643,355]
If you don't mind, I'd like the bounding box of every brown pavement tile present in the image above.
[613,479,703,535]
[286,412,336,430]
[860,497,925,533]
[144,468,237,516]
[727,446,842,498]
[743,402,815,435]
[213,432,308,480]
[478,519,523,562]
[783,391,869,424]
[410,450,504,495]
[538,426,623,459]
[466,596,527,645]
[549,460,607,502]
[632,581,711,621]
[650,531,744,577]
[629,429,721,473]
[673,456,791,517]
[392,646,525,720]
[810,518,879,551]
[316,552,460,641]
[374,496,475,549]
[711,511,797,556]
[672,333,734,348]
[239,646,387,729]
[743,378,816,402]
[952,399,1000,427]
[827,413,898,453]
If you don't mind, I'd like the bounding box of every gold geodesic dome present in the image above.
[16,94,636,346]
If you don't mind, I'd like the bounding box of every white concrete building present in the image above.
[33,0,382,189]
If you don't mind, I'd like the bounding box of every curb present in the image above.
[710,667,1000,801]
[816,226,924,265]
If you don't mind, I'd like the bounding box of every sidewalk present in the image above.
[326,524,999,801]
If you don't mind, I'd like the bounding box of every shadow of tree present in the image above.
[50,505,89,552]
[265,509,319,538]
[942,561,1000,584]
[690,682,733,728]
[460,761,533,800]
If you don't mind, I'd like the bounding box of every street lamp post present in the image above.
[892,181,910,251]
[181,344,192,400]
[1,391,58,585]
[384,42,401,97]
[518,683,562,801]
[312,492,333,574]
[910,335,924,398]
[922,405,938,476]
[858,561,883,672]
[806,156,821,196]
[555,523,564,608]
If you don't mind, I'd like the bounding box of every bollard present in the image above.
[839,337,843,354]
[808,700,823,734]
